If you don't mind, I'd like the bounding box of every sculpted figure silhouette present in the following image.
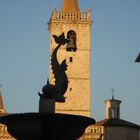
[38,33,69,102]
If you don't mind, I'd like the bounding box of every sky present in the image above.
[0,0,140,125]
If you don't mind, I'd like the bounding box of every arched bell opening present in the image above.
[66,30,77,52]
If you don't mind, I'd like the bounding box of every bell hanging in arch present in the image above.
[66,30,77,52]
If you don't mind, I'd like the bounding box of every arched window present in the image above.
[109,107,115,118]
[66,30,77,52]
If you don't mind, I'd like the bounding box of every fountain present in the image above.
[0,33,95,140]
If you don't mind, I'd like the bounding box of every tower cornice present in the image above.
[49,20,91,25]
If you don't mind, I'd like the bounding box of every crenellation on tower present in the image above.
[50,9,91,23]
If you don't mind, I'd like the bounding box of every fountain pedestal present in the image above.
[39,98,55,113]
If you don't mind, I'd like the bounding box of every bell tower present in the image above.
[48,0,91,116]
[105,96,122,119]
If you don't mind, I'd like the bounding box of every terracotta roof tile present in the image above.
[61,0,80,13]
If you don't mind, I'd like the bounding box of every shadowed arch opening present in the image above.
[66,30,77,52]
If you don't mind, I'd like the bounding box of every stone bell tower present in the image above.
[48,0,91,116]
[105,95,122,119]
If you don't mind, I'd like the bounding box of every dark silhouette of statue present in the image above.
[38,33,69,102]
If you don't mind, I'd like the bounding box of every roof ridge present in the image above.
[94,118,140,129]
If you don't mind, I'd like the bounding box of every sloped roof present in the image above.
[61,0,80,13]
[94,118,140,129]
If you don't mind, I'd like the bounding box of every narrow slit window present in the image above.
[70,57,73,62]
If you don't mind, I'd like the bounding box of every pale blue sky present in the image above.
[0,0,140,124]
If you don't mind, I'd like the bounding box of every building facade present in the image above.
[79,97,140,140]
[0,87,15,140]
[48,0,91,116]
